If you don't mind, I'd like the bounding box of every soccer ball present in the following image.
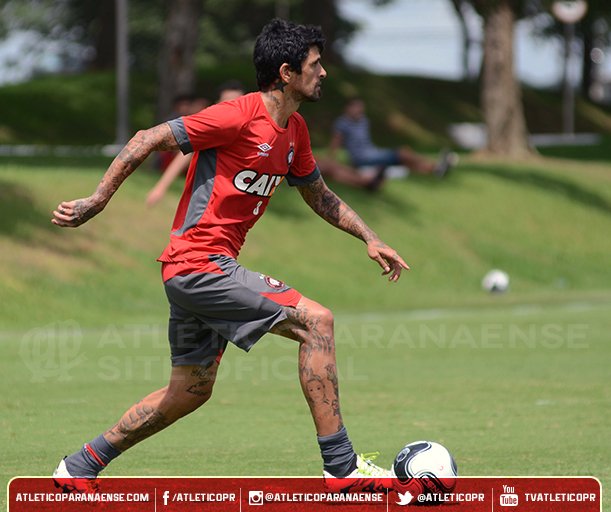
[481,269,509,293]
[391,441,458,498]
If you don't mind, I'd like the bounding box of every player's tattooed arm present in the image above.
[297,176,410,281]
[298,176,377,242]
[52,122,179,228]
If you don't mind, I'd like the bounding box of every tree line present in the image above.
[1,0,610,157]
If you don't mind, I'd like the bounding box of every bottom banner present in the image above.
[8,476,601,511]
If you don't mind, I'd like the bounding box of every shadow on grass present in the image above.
[0,180,57,238]
[470,166,611,216]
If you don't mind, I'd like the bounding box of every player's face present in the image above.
[293,46,326,102]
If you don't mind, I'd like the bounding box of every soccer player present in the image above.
[51,19,407,493]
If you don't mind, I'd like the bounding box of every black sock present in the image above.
[318,427,358,477]
[64,435,122,478]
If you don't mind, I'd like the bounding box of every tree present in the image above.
[576,0,611,96]
[63,0,116,70]
[449,0,480,81]
[471,0,532,157]
[0,0,381,121]
[538,0,611,98]
[300,0,358,64]
[0,0,88,80]
[156,0,202,122]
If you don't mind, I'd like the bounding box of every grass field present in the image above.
[2,303,610,508]
[1,153,610,509]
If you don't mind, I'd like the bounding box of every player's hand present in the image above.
[52,196,105,228]
[367,239,410,282]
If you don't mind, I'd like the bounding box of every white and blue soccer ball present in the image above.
[391,441,458,497]
[481,269,510,293]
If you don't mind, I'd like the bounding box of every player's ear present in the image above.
[279,63,292,85]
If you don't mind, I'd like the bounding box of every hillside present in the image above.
[1,152,610,329]
[1,68,610,327]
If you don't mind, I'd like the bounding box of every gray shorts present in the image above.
[164,255,301,366]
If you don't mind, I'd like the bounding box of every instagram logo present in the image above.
[249,490,264,506]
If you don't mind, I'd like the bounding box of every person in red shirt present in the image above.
[51,19,407,492]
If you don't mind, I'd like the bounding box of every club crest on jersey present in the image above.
[261,275,284,289]
[257,143,273,157]
[234,169,284,197]
[287,146,295,167]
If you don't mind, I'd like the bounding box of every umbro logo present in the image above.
[257,143,273,157]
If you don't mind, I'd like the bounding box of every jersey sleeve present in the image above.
[286,115,320,187]
[167,101,244,154]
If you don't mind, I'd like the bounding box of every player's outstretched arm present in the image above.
[52,123,179,228]
[297,176,410,282]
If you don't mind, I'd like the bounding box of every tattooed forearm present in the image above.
[298,177,378,243]
[70,199,104,225]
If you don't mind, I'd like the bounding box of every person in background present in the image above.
[330,97,456,179]
[146,81,246,206]
[316,156,387,192]
[216,79,246,102]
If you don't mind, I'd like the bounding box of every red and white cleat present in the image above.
[52,458,100,494]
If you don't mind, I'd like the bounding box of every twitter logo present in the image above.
[396,491,414,506]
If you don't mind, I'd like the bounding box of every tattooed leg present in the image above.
[271,296,343,436]
[104,361,219,451]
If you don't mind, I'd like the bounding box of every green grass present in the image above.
[1,154,610,328]
[1,303,609,508]
[0,153,610,509]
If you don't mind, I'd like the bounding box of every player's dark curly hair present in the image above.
[253,18,325,91]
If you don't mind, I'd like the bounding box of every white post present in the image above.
[562,22,576,135]
[552,0,588,138]
[116,0,129,144]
